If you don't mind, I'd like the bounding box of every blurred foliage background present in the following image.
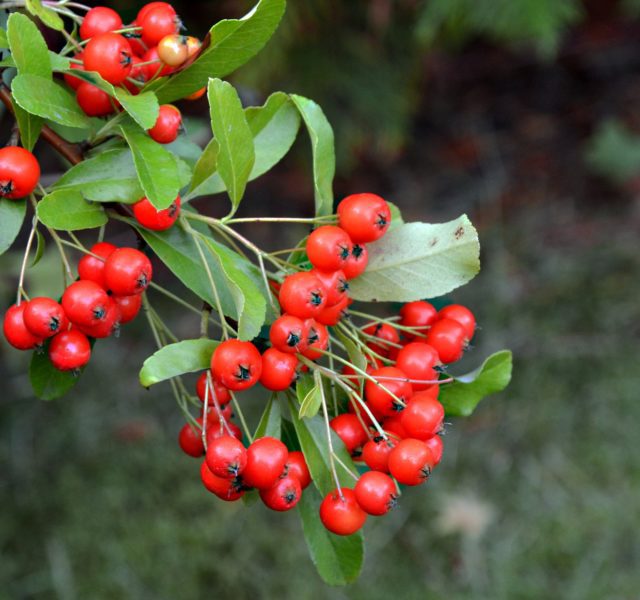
[2,0,640,598]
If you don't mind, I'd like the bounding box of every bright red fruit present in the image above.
[306,225,352,271]
[0,146,40,199]
[330,414,369,454]
[388,438,435,486]
[76,82,115,117]
[241,437,288,490]
[178,422,204,457]
[123,55,147,94]
[78,242,117,288]
[200,462,244,501]
[260,476,301,511]
[113,294,142,324]
[319,488,367,535]
[383,415,408,440]
[311,269,348,306]
[62,281,111,327]
[23,297,68,339]
[205,435,247,479]
[75,297,121,338]
[140,5,180,47]
[400,393,444,440]
[80,6,123,40]
[205,420,242,445]
[141,46,174,80]
[49,330,91,371]
[395,342,440,391]
[363,322,400,356]
[269,314,305,354]
[315,295,349,326]
[425,318,467,364]
[133,195,180,230]
[83,33,133,85]
[425,434,444,466]
[362,436,397,473]
[148,104,182,144]
[301,319,328,360]
[211,339,262,391]
[399,301,438,340]
[137,1,175,23]
[284,451,311,489]
[342,243,368,280]
[259,348,298,391]
[104,248,153,295]
[438,304,476,341]
[3,304,42,350]
[64,53,85,90]
[337,193,391,243]
[196,371,231,405]
[354,471,397,516]
[365,367,413,417]
[278,271,327,319]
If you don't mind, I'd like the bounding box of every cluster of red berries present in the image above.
[0,146,40,200]
[63,2,200,140]
[3,244,152,371]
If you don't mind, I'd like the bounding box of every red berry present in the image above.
[137,2,175,23]
[259,475,301,511]
[205,420,242,445]
[148,105,182,144]
[241,437,288,490]
[330,414,369,454]
[399,301,438,340]
[319,488,367,536]
[113,294,142,324]
[362,322,400,356]
[139,4,180,47]
[123,55,148,94]
[301,319,328,360]
[23,297,68,339]
[342,243,368,280]
[383,415,408,440]
[354,471,397,516]
[75,297,121,338]
[425,435,444,466]
[425,318,467,364]
[64,52,85,90]
[400,393,444,440]
[124,21,147,57]
[306,225,352,272]
[49,330,91,371]
[315,295,349,326]
[178,422,204,457]
[76,82,115,117]
[200,461,244,501]
[133,195,180,230]
[284,451,311,489]
[278,271,328,319]
[394,342,440,391]
[259,348,298,391]
[269,314,305,354]
[438,304,476,341]
[388,438,435,486]
[205,435,247,479]
[311,269,349,306]
[211,339,262,392]
[80,6,123,40]
[141,46,174,80]
[0,146,40,200]
[104,248,153,295]
[362,436,397,473]
[196,371,231,405]
[3,304,42,350]
[78,242,117,288]
[337,193,391,243]
[62,280,111,327]
[365,367,413,418]
[83,33,133,85]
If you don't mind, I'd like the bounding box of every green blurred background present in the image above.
[2,0,640,598]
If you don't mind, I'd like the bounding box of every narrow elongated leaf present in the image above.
[30,345,82,400]
[207,78,254,214]
[349,216,481,302]
[11,74,90,128]
[189,138,219,193]
[25,0,65,31]
[254,396,282,439]
[298,383,322,419]
[7,12,51,77]
[139,339,219,387]
[30,228,45,267]
[439,350,513,417]
[0,200,26,256]
[37,190,107,231]
[52,148,143,203]
[152,0,286,103]
[291,94,335,217]
[13,104,43,151]
[120,121,180,210]
[297,486,364,586]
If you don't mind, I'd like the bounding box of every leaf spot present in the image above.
[454,226,465,239]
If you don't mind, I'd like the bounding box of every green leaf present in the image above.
[254,395,282,439]
[290,94,335,217]
[30,346,81,400]
[0,200,26,256]
[25,0,65,31]
[7,12,51,77]
[0,29,8,49]
[139,339,219,387]
[297,486,364,586]
[207,78,255,215]
[202,236,266,341]
[186,92,301,201]
[11,74,90,128]
[387,201,404,232]
[152,0,286,103]
[120,121,180,210]
[439,350,513,417]
[13,103,43,152]
[30,227,45,267]
[51,148,143,203]
[349,215,481,302]
[189,138,219,193]
[36,189,107,231]
[298,382,322,419]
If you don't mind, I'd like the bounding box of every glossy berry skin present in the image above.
[311,269,348,307]
[205,435,247,479]
[78,242,117,288]
[383,415,408,440]
[242,437,288,490]
[337,193,391,243]
[206,420,242,445]
[388,438,435,486]
[259,348,298,391]
[141,46,174,80]
[319,488,367,536]
[185,36,201,58]
[75,297,120,338]
[211,339,262,391]
[148,104,182,144]
[0,146,40,200]
[438,304,476,341]
[330,414,369,454]
[76,82,115,117]
[260,475,302,511]
[399,301,438,340]
[157,34,188,66]
[301,319,328,360]
[123,55,147,94]
[3,304,42,350]
[395,342,440,391]
[23,297,68,339]
[401,393,444,440]
[49,330,91,371]
[104,248,153,296]
[140,5,180,47]
[365,367,413,417]
[363,322,400,356]
[200,462,244,501]
[343,243,368,280]
[137,1,175,22]
[306,225,352,272]
[186,86,206,101]
[178,422,204,457]
[316,295,349,326]
[80,6,123,40]
[362,436,397,473]
[285,451,311,489]
[83,33,133,85]
[133,195,181,230]
[425,434,444,466]
[64,53,85,90]
[354,471,397,516]
[125,22,147,57]
[62,281,111,327]
[196,371,231,405]
[278,271,327,319]
[269,314,305,354]
[425,318,467,364]
[113,294,142,324]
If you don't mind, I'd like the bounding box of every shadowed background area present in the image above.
[1,0,640,598]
